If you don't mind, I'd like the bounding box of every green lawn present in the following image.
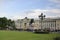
[0,30,60,40]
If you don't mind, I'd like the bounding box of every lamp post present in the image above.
[38,13,46,30]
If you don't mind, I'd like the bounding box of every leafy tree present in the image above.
[7,19,16,30]
[11,21,16,30]
[0,17,16,30]
[7,19,12,26]
[0,17,7,29]
[29,19,34,25]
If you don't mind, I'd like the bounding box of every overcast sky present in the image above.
[0,0,60,20]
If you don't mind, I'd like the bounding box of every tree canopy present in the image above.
[29,19,34,25]
[0,17,15,30]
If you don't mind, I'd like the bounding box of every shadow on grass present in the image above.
[54,37,60,40]
[33,31,49,34]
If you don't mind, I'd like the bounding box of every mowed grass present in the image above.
[0,30,60,40]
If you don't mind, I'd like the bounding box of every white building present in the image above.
[15,18,60,30]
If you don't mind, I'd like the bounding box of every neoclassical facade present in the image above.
[15,18,60,30]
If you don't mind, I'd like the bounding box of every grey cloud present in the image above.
[48,0,60,3]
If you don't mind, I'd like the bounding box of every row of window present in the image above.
[39,22,56,27]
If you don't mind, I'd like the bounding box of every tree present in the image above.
[7,19,11,26]
[11,21,16,30]
[29,19,34,25]
[0,17,16,30]
[0,17,7,29]
[7,19,16,30]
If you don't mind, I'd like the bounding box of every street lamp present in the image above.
[38,13,46,30]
